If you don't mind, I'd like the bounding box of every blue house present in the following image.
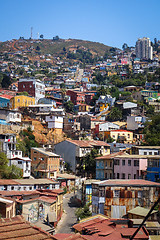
[96,159,104,180]
[0,97,10,108]
[146,156,160,182]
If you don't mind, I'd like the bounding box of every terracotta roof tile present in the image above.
[0,215,55,239]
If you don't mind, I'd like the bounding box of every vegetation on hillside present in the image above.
[143,114,160,146]
[0,152,22,179]
[17,127,39,157]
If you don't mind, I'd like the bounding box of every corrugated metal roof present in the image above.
[127,206,158,217]
[32,148,60,157]
[94,179,160,187]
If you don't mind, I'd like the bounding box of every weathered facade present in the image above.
[92,179,160,219]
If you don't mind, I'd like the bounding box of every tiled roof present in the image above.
[0,215,55,239]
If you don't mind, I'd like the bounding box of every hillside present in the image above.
[0,38,113,57]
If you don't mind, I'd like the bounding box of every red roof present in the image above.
[0,215,55,239]
[53,234,73,240]
[0,190,39,197]
[38,196,56,204]
[96,179,160,187]
[0,179,19,185]
[73,218,149,240]
[0,94,13,99]
[110,129,132,133]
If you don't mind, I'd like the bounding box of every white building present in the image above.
[0,133,21,159]
[6,111,21,123]
[98,122,120,132]
[136,37,153,60]
[18,78,45,104]
[9,157,31,178]
[46,115,63,129]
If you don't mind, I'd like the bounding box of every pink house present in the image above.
[114,154,148,179]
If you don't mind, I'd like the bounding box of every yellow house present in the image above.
[99,103,108,112]
[79,104,90,112]
[10,95,35,109]
[110,129,133,144]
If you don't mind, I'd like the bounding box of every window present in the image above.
[128,160,131,166]
[15,151,18,155]
[134,174,136,179]
[144,152,147,155]
[114,159,120,165]
[17,99,20,103]
[105,173,107,179]
[110,162,112,167]
[117,173,119,179]
[122,160,125,166]
[122,173,125,179]
[18,161,22,164]
[128,174,131,179]
[114,190,120,198]
[97,161,99,167]
[134,160,139,166]
[29,186,32,190]
[34,157,36,161]
[11,186,14,190]
[128,134,130,139]
[149,152,152,155]
[154,152,158,155]
[105,162,107,167]
[110,173,112,179]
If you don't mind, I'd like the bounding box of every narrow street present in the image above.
[54,192,78,234]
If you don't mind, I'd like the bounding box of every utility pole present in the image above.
[31,27,33,39]
[130,197,160,239]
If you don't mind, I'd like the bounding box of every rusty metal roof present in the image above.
[94,179,160,187]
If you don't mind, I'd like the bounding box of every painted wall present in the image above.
[55,141,77,172]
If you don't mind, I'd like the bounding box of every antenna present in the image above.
[31,27,33,39]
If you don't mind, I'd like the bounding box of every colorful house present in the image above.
[10,95,35,109]
[110,129,133,143]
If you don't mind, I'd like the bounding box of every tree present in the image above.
[143,114,160,146]
[122,43,128,51]
[17,91,29,96]
[19,128,39,157]
[7,165,22,179]
[82,149,99,178]
[64,100,74,113]
[0,152,9,178]
[40,34,44,39]
[0,73,12,89]
[0,151,22,179]
[75,205,92,221]
[107,107,122,121]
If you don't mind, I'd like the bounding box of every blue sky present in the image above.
[1,0,160,48]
